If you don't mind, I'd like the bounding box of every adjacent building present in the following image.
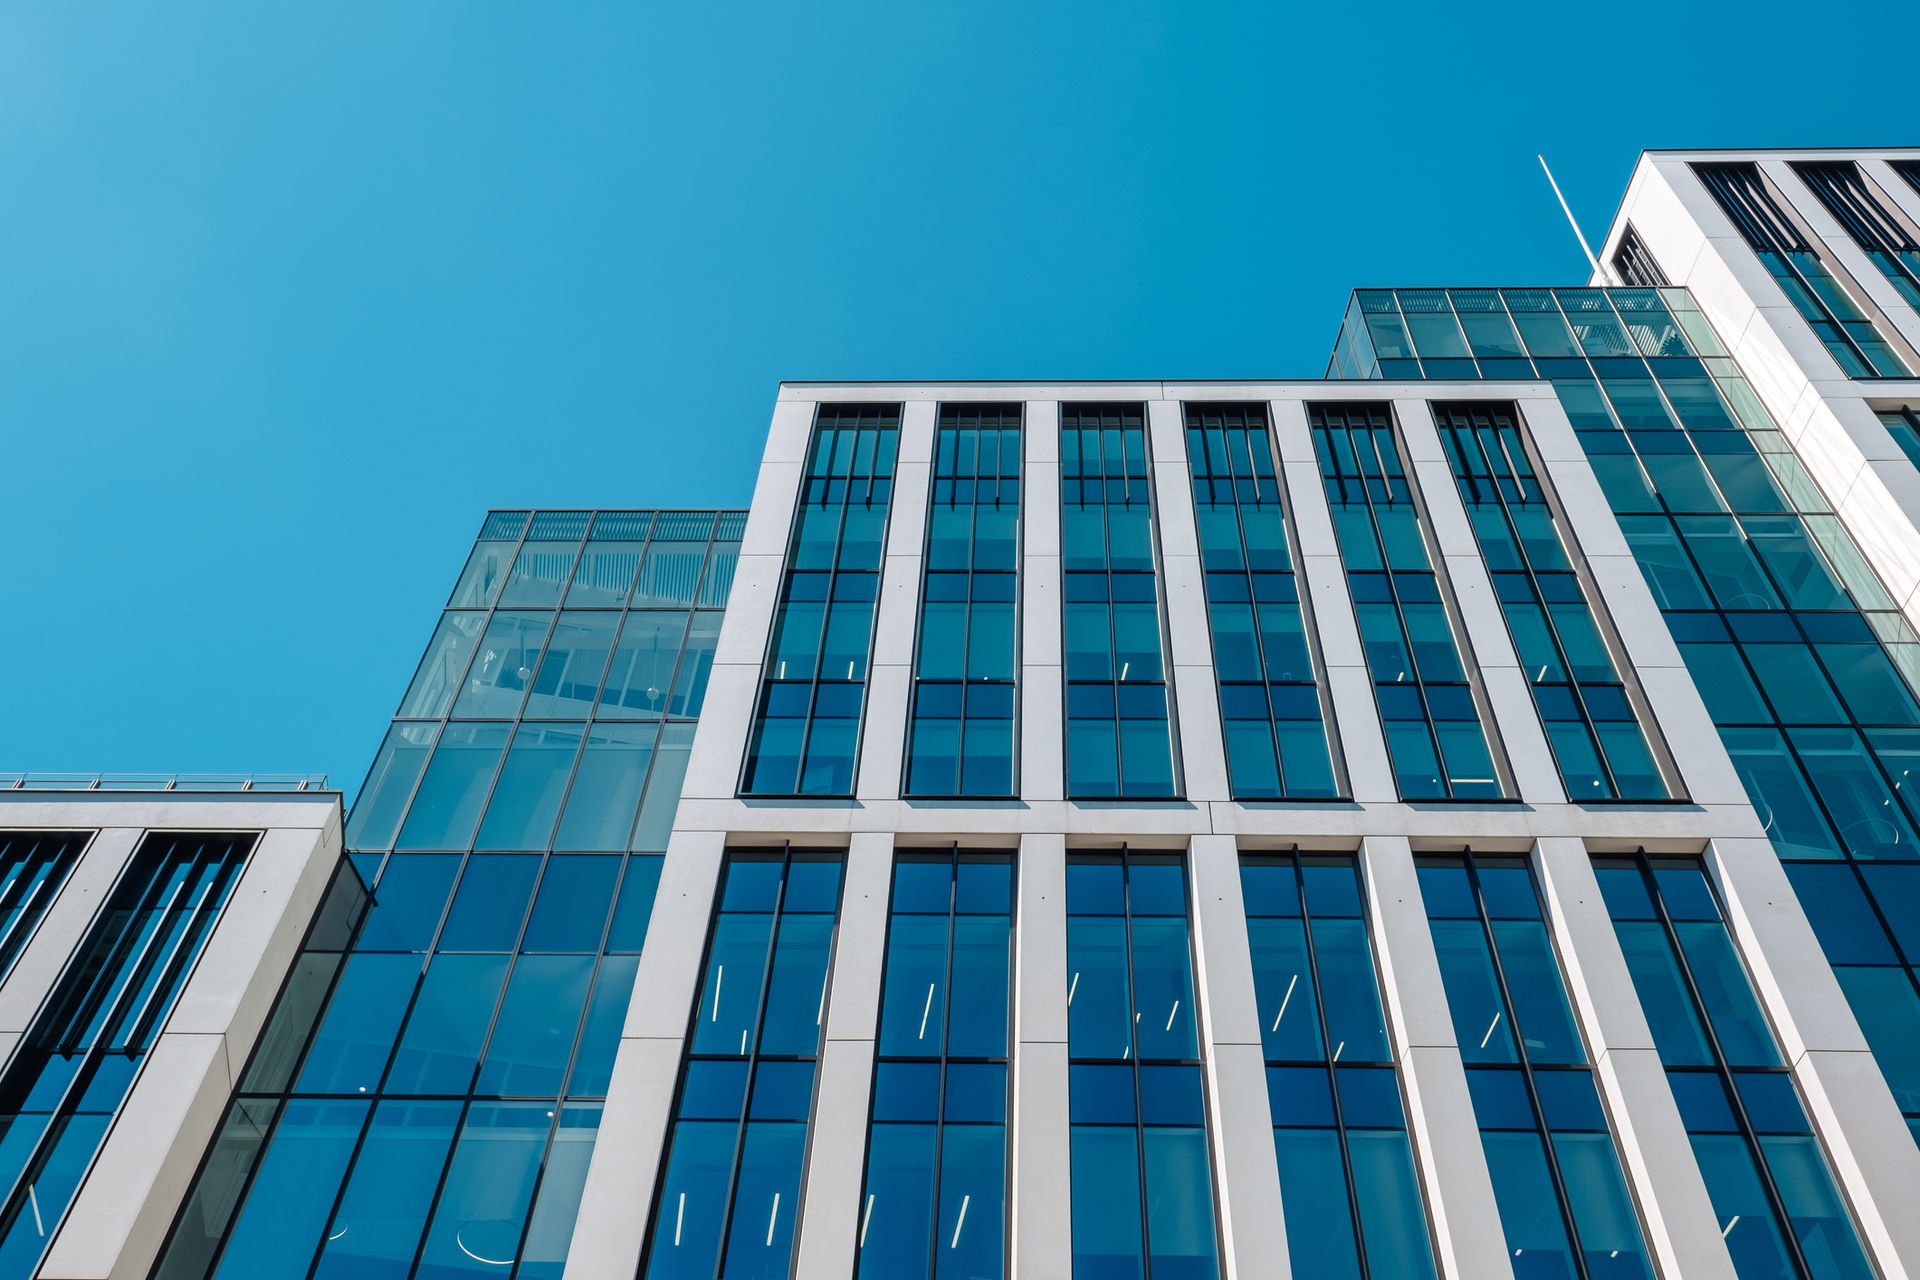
[9,147,1920,1280]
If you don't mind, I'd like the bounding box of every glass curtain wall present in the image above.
[0,832,86,981]
[743,405,901,796]
[1420,853,1653,1279]
[855,848,1012,1279]
[151,508,742,1280]
[1240,851,1436,1280]
[1433,403,1670,800]
[0,832,253,1280]
[1183,403,1340,798]
[1065,849,1219,1279]
[1332,285,1920,1139]
[1595,856,1875,1280]
[642,848,844,1280]
[1061,405,1179,798]
[1790,161,1920,310]
[1309,402,1505,799]
[1692,163,1910,378]
[905,406,1022,797]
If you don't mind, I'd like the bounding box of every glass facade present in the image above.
[1612,226,1669,289]
[1240,852,1436,1280]
[152,508,741,1280]
[905,406,1023,797]
[1184,403,1341,799]
[1061,405,1180,798]
[744,404,901,796]
[0,832,252,1280]
[856,848,1012,1279]
[642,848,844,1280]
[1333,285,1920,1136]
[1596,856,1874,1280]
[0,832,84,982]
[1434,403,1671,800]
[1692,163,1910,378]
[1875,407,1920,471]
[1310,400,1506,800]
[1791,161,1920,311]
[1421,853,1653,1279]
[1065,850,1219,1278]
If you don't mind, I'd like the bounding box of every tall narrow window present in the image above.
[1434,403,1672,800]
[1310,403,1506,799]
[1596,856,1875,1280]
[744,405,901,795]
[1875,406,1920,470]
[1184,403,1341,798]
[1694,162,1910,377]
[1422,853,1654,1279]
[1240,851,1436,1280]
[1061,405,1179,798]
[905,406,1022,797]
[856,848,1012,1278]
[1792,161,1920,310]
[0,832,252,1279]
[643,848,844,1279]
[1893,160,1920,199]
[1065,850,1219,1279]
[1613,225,1669,288]
[0,832,85,982]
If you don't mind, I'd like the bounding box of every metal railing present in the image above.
[0,772,330,793]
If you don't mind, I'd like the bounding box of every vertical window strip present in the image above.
[1876,407,1920,471]
[1060,404,1180,798]
[1309,403,1506,800]
[0,832,253,1279]
[855,847,1013,1279]
[1693,163,1910,378]
[1183,403,1341,799]
[744,406,902,796]
[1595,855,1876,1280]
[643,847,844,1280]
[1892,160,1920,199]
[904,405,1023,798]
[1065,848,1220,1279]
[0,832,86,982]
[1613,225,1669,288]
[1433,403,1673,800]
[1791,161,1920,310]
[1240,850,1437,1280]
[1420,852,1654,1278]
[1363,286,1920,1131]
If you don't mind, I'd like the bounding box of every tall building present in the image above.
[10,147,1920,1280]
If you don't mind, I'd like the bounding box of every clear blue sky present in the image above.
[2,1,1908,799]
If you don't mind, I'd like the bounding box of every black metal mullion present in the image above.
[1634,854,1816,1280]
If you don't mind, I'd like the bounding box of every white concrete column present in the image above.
[1706,836,1920,1277]
[1533,838,1737,1280]
[1187,834,1288,1280]
[1271,397,1394,803]
[1010,832,1069,1278]
[1021,403,1064,802]
[794,832,893,1277]
[1358,834,1514,1280]
[1149,399,1231,803]
[1395,397,1563,806]
[857,402,934,800]
[564,828,727,1280]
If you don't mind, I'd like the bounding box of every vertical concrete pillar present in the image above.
[1010,832,1070,1277]
[1021,403,1064,803]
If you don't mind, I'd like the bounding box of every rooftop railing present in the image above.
[0,773,331,793]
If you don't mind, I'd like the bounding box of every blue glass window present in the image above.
[643,849,844,1279]
[857,849,1012,1278]
[744,405,901,796]
[1791,163,1920,315]
[1066,850,1220,1278]
[1435,404,1672,800]
[1062,405,1181,798]
[1597,856,1875,1280]
[0,833,84,983]
[1311,402,1506,799]
[1422,853,1653,1278]
[1241,852,1437,1280]
[1185,403,1341,798]
[906,405,1023,797]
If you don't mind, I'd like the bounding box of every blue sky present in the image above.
[2,0,1910,798]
